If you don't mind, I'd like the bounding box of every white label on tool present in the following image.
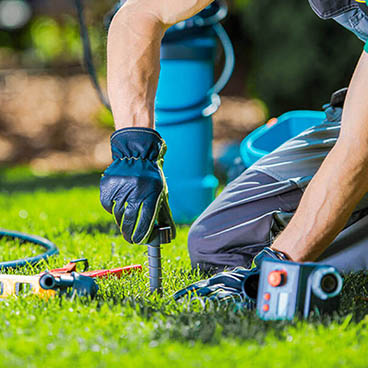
[278,292,289,317]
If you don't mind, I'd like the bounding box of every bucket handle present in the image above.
[158,23,235,118]
[203,23,235,117]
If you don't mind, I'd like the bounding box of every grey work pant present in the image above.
[188,109,368,274]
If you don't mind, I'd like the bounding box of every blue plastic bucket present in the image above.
[240,110,326,168]
[155,36,219,224]
[156,37,217,110]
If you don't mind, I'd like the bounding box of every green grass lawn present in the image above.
[1,167,368,368]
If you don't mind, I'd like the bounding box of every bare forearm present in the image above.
[272,142,368,261]
[107,0,214,129]
[107,6,163,129]
[272,51,368,262]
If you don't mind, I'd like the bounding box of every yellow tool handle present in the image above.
[0,275,55,298]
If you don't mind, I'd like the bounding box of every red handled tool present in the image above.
[45,258,142,279]
[0,259,142,299]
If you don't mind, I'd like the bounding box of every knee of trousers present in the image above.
[187,218,224,274]
[187,221,205,269]
[187,219,259,274]
[187,219,230,274]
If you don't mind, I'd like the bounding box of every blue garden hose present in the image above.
[0,229,59,271]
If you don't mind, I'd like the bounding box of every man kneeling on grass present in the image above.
[100,0,368,301]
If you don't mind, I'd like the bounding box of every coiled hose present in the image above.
[0,229,59,271]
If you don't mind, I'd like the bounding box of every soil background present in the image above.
[0,71,266,172]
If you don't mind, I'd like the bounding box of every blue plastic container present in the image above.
[156,37,217,110]
[240,110,326,168]
[155,36,219,224]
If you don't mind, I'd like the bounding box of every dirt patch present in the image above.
[0,71,266,172]
[0,71,111,171]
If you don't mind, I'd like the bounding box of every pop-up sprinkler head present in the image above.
[146,226,172,295]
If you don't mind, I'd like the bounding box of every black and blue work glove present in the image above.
[174,266,259,307]
[174,247,288,306]
[100,128,176,244]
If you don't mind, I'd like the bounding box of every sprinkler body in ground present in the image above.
[146,226,172,294]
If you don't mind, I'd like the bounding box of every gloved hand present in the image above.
[174,266,259,307]
[100,127,176,244]
[174,247,288,306]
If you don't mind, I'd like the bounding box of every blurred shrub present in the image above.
[235,0,362,115]
[30,17,64,61]
[0,13,107,70]
[27,15,105,65]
